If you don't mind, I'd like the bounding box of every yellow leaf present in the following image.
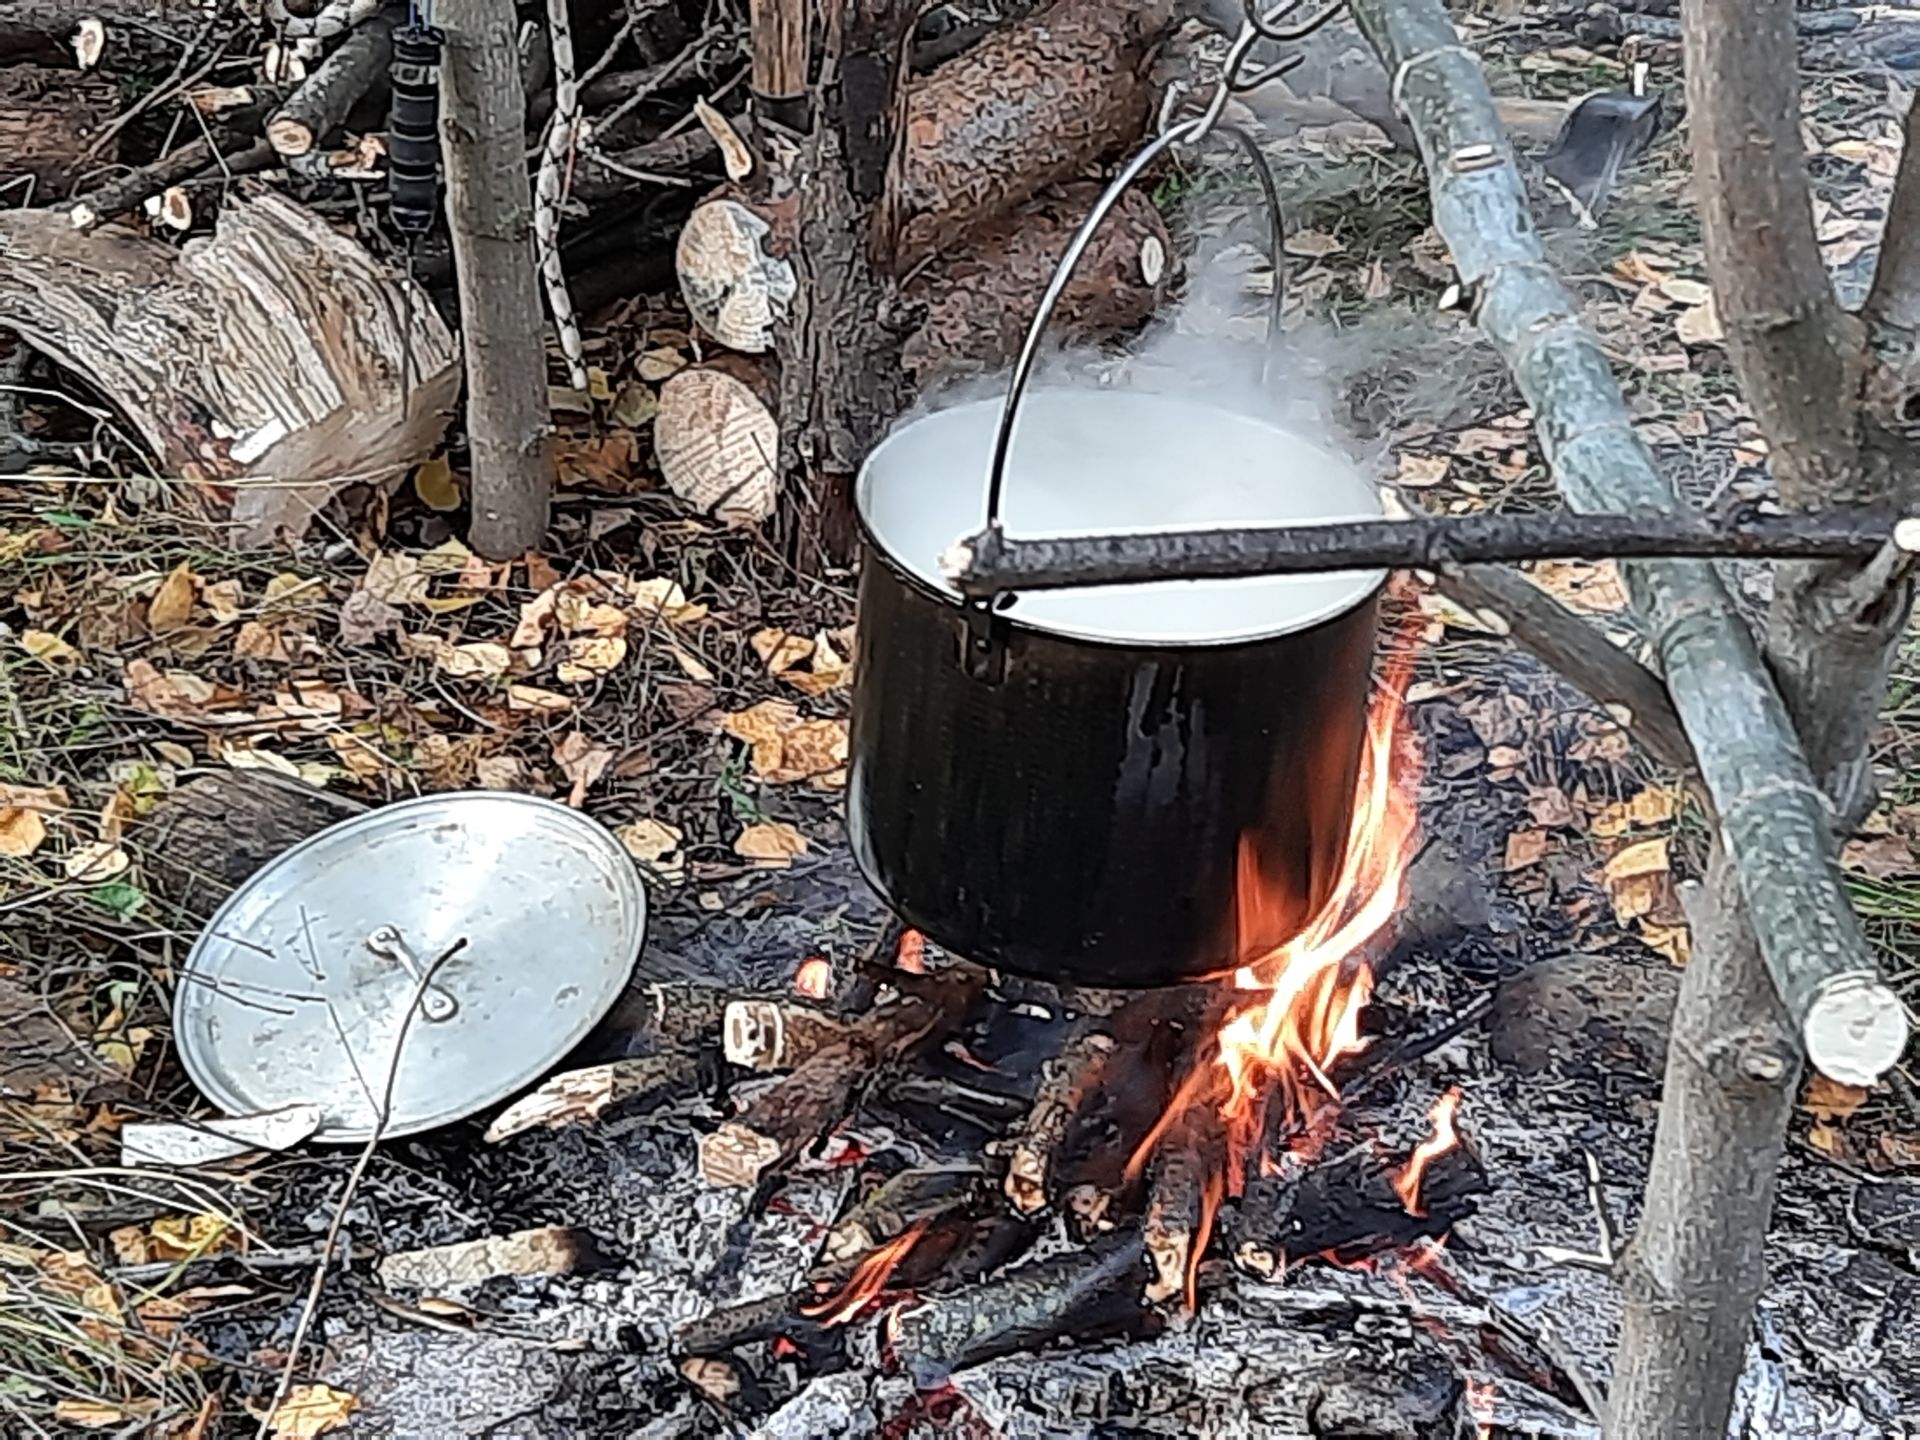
[734,821,809,866]
[0,805,48,858]
[556,635,628,683]
[149,562,197,632]
[1526,559,1630,615]
[20,628,79,665]
[1804,1074,1868,1122]
[618,818,686,883]
[627,576,708,624]
[752,627,815,675]
[1603,837,1669,883]
[1639,922,1691,967]
[253,1383,359,1439]
[148,1212,235,1260]
[413,454,461,511]
[64,841,130,883]
[784,629,851,696]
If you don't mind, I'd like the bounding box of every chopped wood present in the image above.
[481,1052,701,1143]
[698,968,986,1188]
[189,81,293,132]
[887,1230,1159,1389]
[1005,1025,1116,1215]
[749,0,808,109]
[725,998,853,1071]
[266,11,394,157]
[889,0,1175,271]
[66,134,273,228]
[376,1225,607,1289]
[0,0,175,67]
[0,188,458,546]
[676,196,797,353]
[655,354,782,527]
[901,182,1173,388]
[0,64,119,198]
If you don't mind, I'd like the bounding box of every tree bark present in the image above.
[1606,2,1920,1435]
[265,10,394,157]
[768,0,923,572]
[0,63,119,198]
[438,0,554,559]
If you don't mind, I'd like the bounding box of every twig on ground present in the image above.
[252,937,468,1440]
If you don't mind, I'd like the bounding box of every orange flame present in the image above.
[896,929,926,974]
[1212,658,1421,1170]
[1393,1087,1464,1216]
[793,956,832,1000]
[799,1219,930,1326]
[1187,1167,1224,1314]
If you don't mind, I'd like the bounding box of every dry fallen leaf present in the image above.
[785,629,852,696]
[64,841,130,883]
[552,732,613,806]
[149,562,198,633]
[1603,836,1670,883]
[557,635,629,684]
[1526,785,1576,829]
[425,638,514,682]
[413,454,461,511]
[720,701,849,788]
[1843,834,1917,879]
[253,1384,359,1439]
[618,818,686,883]
[1526,559,1630,615]
[627,576,709,625]
[1804,1073,1869,1122]
[1283,229,1344,258]
[1657,276,1713,307]
[0,784,66,858]
[1591,785,1678,837]
[55,1400,160,1430]
[1503,828,1548,871]
[338,588,405,648]
[752,627,815,675]
[19,628,80,666]
[734,821,809,866]
[1675,297,1725,347]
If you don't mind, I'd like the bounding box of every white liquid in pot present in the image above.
[857,389,1389,646]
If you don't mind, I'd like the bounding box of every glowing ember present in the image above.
[793,955,832,999]
[799,1218,930,1326]
[1393,1087,1464,1216]
[896,928,927,974]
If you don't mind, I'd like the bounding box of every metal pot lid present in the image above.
[173,791,647,1144]
[857,390,1387,646]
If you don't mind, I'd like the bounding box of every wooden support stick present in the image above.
[749,0,808,121]
[1348,0,1910,1088]
[945,508,1920,596]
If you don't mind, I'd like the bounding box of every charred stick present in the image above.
[1004,1025,1116,1215]
[1234,1143,1488,1274]
[946,508,1920,597]
[677,1292,829,1357]
[817,1166,984,1269]
[1142,1102,1224,1306]
[724,998,852,1071]
[699,967,986,1187]
[888,1230,1159,1389]
[268,12,396,157]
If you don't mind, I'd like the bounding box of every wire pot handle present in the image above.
[979,118,1287,536]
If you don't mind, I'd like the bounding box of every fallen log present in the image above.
[0,187,458,545]
[0,64,119,198]
[1348,0,1910,1088]
[266,10,394,158]
[889,0,1174,271]
[901,182,1173,388]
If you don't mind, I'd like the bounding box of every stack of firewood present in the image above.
[658,0,1183,526]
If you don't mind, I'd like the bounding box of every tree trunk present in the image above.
[439,0,554,560]
[767,0,922,572]
[1608,2,1920,1435]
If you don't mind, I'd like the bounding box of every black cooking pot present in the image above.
[846,123,1387,990]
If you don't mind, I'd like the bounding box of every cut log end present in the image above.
[675,198,796,354]
[722,998,850,1071]
[699,1121,784,1188]
[655,361,780,526]
[1802,972,1910,1087]
[265,116,318,158]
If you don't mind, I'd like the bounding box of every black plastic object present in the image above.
[387,24,445,235]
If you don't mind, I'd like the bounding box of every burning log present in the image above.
[1004,1025,1116,1216]
[888,0,1173,271]
[1346,0,1909,1089]
[819,1166,982,1268]
[1141,1103,1225,1307]
[887,1230,1160,1390]
[698,967,985,1188]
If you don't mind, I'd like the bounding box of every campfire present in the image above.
[670,651,1492,1413]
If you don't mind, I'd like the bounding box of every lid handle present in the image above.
[367,925,460,1023]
